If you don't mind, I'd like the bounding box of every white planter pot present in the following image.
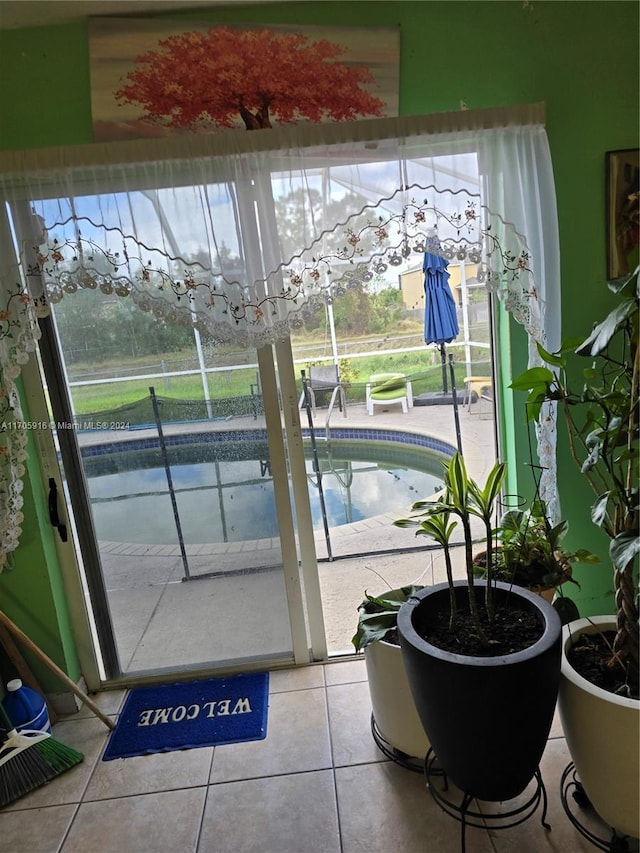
[364,638,430,760]
[559,616,640,839]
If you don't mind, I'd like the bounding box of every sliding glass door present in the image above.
[35,305,314,682]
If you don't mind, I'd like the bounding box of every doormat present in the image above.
[102,673,269,761]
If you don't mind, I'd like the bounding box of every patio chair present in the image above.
[366,373,413,415]
[299,364,344,412]
[463,375,493,413]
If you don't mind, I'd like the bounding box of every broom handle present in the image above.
[0,610,115,731]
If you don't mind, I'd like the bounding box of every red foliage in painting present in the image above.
[114,26,385,130]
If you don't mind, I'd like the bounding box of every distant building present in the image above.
[399,261,478,311]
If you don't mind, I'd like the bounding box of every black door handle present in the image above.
[48,478,68,542]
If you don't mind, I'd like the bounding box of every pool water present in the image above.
[84,437,447,546]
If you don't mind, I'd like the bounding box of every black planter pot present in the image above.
[397,580,561,802]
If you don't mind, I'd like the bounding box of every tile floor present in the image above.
[0,657,611,853]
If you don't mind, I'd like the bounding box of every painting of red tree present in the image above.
[116,27,384,131]
[89,19,399,141]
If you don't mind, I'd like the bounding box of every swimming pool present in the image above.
[82,428,455,546]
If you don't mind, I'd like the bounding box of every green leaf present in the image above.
[535,342,565,367]
[480,461,507,507]
[610,530,640,572]
[553,596,581,625]
[509,366,555,391]
[573,549,601,564]
[416,514,458,546]
[364,586,422,610]
[608,265,639,296]
[582,440,601,472]
[500,510,524,532]
[445,452,469,510]
[409,498,434,510]
[548,519,568,545]
[575,298,636,356]
[352,585,424,650]
[591,492,610,527]
[393,518,417,528]
[523,391,546,422]
[351,611,398,651]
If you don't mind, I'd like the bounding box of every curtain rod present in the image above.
[0,103,545,176]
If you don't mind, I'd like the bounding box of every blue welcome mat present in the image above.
[102,673,269,761]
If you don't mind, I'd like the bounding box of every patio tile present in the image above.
[125,570,292,671]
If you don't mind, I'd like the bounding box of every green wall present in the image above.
[0,1,637,671]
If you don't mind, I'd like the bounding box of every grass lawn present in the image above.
[67,337,491,422]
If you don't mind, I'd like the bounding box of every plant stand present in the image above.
[370,713,425,773]
[424,748,550,853]
[560,763,639,852]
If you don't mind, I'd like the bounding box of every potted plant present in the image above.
[352,585,430,764]
[475,498,599,619]
[394,453,562,804]
[510,267,639,838]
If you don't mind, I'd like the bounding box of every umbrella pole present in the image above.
[440,343,448,393]
[448,354,463,455]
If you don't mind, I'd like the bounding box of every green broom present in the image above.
[0,702,83,808]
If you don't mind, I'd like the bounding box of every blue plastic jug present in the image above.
[2,679,51,734]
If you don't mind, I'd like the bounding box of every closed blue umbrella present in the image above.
[423,249,459,393]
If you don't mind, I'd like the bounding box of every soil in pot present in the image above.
[567,630,639,700]
[416,604,544,657]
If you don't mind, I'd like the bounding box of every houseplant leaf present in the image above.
[575,297,637,356]
[610,530,640,572]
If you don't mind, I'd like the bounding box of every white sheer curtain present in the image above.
[479,123,560,520]
[0,103,559,567]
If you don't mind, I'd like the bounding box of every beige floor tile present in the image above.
[62,688,126,721]
[548,702,563,739]
[199,770,340,853]
[323,656,367,685]
[61,788,205,853]
[0,804,76,853]
[326,680,385,767]
[3,716,110,811]
[269,662,325,692]
[83,744,214,801]
[208,686,331,782]
[335,761,495,853]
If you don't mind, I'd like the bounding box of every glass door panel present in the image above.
[38,295,301,680]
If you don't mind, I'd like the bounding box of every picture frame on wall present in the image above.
[88,18,400,142]
[605,148,639,280]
